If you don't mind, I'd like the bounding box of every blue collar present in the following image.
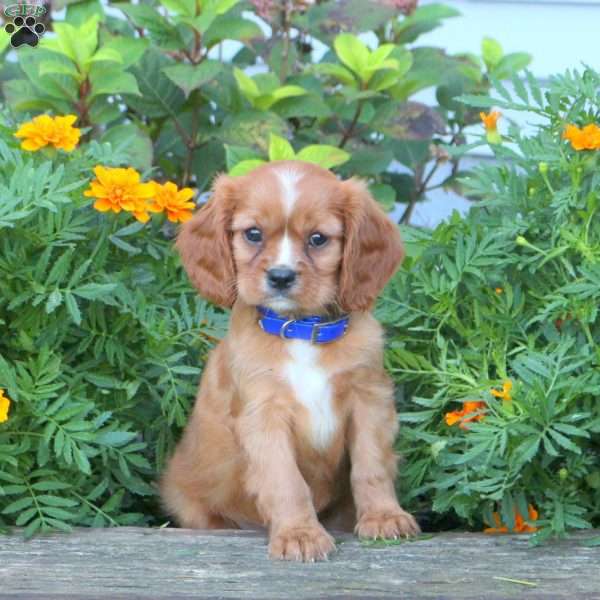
[257,306,349,344]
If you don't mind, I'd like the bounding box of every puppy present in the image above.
[160,160,419,561]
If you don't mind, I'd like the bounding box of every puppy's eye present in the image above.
[308,232,328,247]
[244,227,263,243]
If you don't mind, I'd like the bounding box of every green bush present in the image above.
[0,120,227,536]
[384,68,600,542]
[1,0,530,220]
[5,0,576,540]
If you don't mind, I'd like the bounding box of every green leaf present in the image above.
[492,53,532,79]
[162,60,224,98]
[38,60,81,81]
[225,145,262,170]
[255,85,307,110]
[37,495,78,508]
[42,17,100,69]
[334,33,370,80]
[90,67,141,98]
[125,49,186,118]
[101,124,153,171]
[234,67,260,100]
[86,47,123,66]
[370,183,396,211]
[46,290,63,314]
[268,134,295,161]
[96,431,138,447]
[31,481,71,492]
[180,0,240,34]
[119,4,184,50]
[65,292,81,325]
[2,496,34,515]
[160,0,196,16]
[229,159,267,176]
[482,37,504,70]
[203,15,262,48]
[101,36,149,69]
[296,145,350,169]
[313,62,357,86]
[72,283,118,300]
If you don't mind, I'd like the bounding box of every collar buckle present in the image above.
[279,319,296,340]
[310,322,323,344]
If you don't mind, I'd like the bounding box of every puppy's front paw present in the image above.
[355,508,420,540]
[269,523,336,562]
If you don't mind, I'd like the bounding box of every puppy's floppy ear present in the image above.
[176,174,237,308]
[338,178,405,312]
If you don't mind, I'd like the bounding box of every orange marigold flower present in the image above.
[84,166,155,223]
[495,287,503,294]
[484,504,539,534]
[0,389,11,424]
[14,114,81,152]
[480,111,502,145]
[444,401,487,429]
[491,380,512,401]
[563,123,600,151]
[480,110,501,130]
[147,181,195,223]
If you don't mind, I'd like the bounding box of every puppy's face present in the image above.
[177,160,404,314]
[231,165,345,314]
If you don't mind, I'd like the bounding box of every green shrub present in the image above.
[1,0,530,221]
[384,68,600,542]
[0,119,227,536]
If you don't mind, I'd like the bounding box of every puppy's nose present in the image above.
[267,267,296,290]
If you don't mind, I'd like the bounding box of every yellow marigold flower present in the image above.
[84,166,155,223]
[14,114,81,152]
[0,389,11,423]
[491,380,512,401]
[444,401,487,429]
[480,110,502,145]
[495,287,503,294]
[147,181,195,223]
[484,504,538,534]
[563,123,600,151]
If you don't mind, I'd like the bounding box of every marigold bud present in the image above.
[559,468,568,481]
[538,162,548,175]
[515,235,528,246]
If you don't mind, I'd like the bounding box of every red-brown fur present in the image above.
[160,161,419,561]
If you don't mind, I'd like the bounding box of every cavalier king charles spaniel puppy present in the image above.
[160,160,419,561]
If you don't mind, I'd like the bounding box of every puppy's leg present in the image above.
[239,397,336,562]
[160,450,234,529]
[348,374,420,540]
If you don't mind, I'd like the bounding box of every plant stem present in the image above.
[279,0,293,81]
[338,100,364,149]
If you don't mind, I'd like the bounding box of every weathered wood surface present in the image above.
[1,527,599,600]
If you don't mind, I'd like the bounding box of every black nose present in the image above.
[267,267,296,290]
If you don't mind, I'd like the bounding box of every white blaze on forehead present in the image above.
[275,167,303,217]
[275,232,294,266]
[273,166,303,268]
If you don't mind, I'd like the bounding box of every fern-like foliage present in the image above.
[0,113,227,537]
[381,68,600,542]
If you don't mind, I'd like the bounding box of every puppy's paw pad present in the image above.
[269,524,336,562]
[355,509,420,540]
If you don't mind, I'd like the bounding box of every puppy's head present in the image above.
[177,161,404,314]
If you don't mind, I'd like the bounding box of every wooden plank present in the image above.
[0,527,598,599]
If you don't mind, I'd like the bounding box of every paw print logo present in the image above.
[5,15,45,48]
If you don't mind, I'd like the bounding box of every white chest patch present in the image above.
[283,340,337,451]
